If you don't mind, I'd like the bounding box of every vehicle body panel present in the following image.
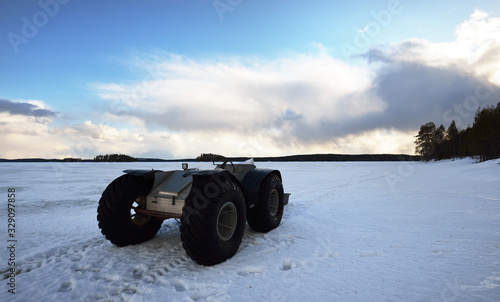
[123,161,290,219]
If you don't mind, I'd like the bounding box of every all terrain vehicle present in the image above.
[97,159,289,265]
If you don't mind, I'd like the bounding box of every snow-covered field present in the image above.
[1,159,499,301]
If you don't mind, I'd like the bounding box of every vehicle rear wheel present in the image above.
[181,174,246,266]
[247,172,284,232]
[97,174,162,246]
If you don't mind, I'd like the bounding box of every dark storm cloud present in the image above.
[280,59,500,144]
[0,99,57,117]
[370,61,500,129]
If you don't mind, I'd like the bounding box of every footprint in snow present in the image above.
[359,250,383,258]
[58,280,74,292]
[280,258,314,273]
[237,265,266,276]
[282,258,292,271]
[318,252,340,258]
[432,248,455,254]
[170,279,187,292]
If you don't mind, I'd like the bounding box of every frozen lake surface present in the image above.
[1,159,499,301]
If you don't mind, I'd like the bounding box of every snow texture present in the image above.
[1,159,499,301]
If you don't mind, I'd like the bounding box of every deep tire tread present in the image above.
[247,172,284,232]
[181,175,246,266]
[97,174,162,246]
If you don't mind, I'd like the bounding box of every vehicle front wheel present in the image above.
[180,173,246,266]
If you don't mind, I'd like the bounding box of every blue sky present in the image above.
[1,0,500,159]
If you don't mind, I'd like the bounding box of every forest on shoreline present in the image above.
[415,103,500,162]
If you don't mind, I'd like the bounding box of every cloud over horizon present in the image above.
[88,10,499,158]
[1,10,499,159]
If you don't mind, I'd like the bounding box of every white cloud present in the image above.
[334,129,416,155]
[82,10,500,158]
[368,9,500,84]
[0,112,67,158]
[2,10,500,159]
[91,48,389,157]
[358,26,370,33]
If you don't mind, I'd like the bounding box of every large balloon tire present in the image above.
[181,175,246,266]
[247,172,284,233]
[97,174,162,246]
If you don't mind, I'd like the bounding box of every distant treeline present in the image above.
[1,153,421,163]
[196,153,227,162]
[93,154,138,162]
[415,102,500,162]
[196,153,421,162]
[63,157,82,162]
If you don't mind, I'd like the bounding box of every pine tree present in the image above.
[433,124,446,159]
[446,120,459,158]
[415,122,436,161]
[470,104,500,161]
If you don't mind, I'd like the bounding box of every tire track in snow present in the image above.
[291,172,388,208]
[1,236,108,280]
[1,227,191,301]
[80,229,192,301]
